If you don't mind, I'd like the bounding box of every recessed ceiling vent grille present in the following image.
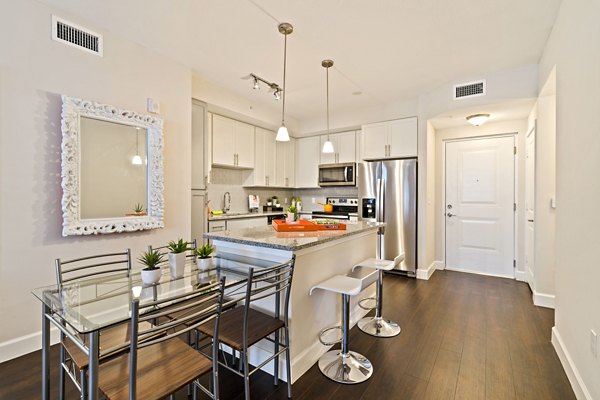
[453,80,486,100]
[52,16,103,56]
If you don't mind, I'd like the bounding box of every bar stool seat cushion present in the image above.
[309,275,362,296]
[353,258,397,271]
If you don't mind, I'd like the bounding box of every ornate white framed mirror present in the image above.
[60,95,164,236]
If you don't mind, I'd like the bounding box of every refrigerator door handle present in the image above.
[376,178,386,234]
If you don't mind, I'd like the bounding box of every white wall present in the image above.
[538,0,600,398]
[0,0,192,361]
[433,120,528,280]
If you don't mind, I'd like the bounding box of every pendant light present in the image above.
[131,129,143,165]
[276,22,293,142]
[321,59,334,153]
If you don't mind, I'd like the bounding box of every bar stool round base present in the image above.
[358,316,401,337]
[318,350,373,384]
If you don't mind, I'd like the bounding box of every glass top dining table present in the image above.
[32,252,280,400]
[32,253,276,334]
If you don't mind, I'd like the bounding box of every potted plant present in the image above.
[267,197,273,206]
[286,205,298,223]
[167,239,190,279]
[272,196,281,207]
[195,243,215,270]
[126,203,146,216]
[138,249,164,285]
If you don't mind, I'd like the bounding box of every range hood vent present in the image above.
[52,16,103,56]
[453,80,486,100]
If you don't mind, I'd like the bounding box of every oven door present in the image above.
[318,163,356,187]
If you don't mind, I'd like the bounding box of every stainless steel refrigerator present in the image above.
[358,159,417,276]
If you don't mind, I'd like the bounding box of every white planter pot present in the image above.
[169,252,186,279]
[286,214,295,224]
[197,257,214,271]
[141,268,162,285]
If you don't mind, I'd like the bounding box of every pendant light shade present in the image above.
[276,22,293,142]
[131,155,143,165]
[321,59,335,153]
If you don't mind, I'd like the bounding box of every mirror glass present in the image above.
[80,118,148,219]
[61,95,164,236]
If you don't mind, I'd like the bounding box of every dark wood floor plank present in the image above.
[1,270,577,400]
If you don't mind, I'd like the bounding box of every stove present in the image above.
[311,197,359,221]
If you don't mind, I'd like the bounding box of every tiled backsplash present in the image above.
[207,167,358,213]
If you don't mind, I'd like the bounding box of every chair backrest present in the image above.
[148,239,197,260]
[241,255,296,347]
[55,249,132,287]
[126,277,226,400]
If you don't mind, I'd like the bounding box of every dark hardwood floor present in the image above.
[0,270,575,400]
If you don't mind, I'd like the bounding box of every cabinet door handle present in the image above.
[266,176,269,186]
[285,177,289,186]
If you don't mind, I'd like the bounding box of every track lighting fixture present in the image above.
[253,77,260,90]
[244,73,281,98]
[274,89,281,100]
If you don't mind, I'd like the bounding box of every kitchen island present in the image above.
[204,221,384,382]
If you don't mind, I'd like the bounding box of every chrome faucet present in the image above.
[223,192,231,213]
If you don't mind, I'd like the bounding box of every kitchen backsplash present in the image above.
[207,167,358,213]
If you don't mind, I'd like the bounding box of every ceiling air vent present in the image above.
[51,16,103,56]
[453,80,486,100]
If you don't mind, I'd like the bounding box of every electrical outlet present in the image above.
[312,197,316,204]
[591,330,598,358]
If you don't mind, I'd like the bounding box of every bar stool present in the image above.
[309,275,373,384]
[353,257,402,337]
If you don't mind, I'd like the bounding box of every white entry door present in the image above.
[525,127,536,287]
[445,136,515,277]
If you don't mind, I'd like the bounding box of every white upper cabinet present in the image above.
[319,131,357,164]
[360,117,417,160]
[211,114,255,169]
[388,117,418,158]
[245,127,276,186]
[295,136,321,188]
[275,138,295,187]
[191,100,206,189]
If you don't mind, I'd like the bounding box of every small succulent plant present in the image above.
[167,239,191,254]
[138,249,164,270]
[133,203,145,213]
[195,244,215,259]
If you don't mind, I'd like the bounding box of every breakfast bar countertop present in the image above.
[204,221,384,251]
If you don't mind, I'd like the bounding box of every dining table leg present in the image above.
[41,303,50,400]
[87,331,100,400]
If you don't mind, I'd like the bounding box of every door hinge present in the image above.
[513,260,516,268]
[514,203,516,212]
[514,146,517,155]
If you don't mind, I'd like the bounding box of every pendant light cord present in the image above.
[281,33,287,126]
[326,66,330,139]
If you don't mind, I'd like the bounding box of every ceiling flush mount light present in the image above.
[466,113,491,126]
[321,59,334,154]
[276,22,293,142]
[132,129,143,165]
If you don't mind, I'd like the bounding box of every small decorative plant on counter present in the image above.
[272,196,280,207]
[195,243,215,270]
[167,238,190,279]
[138,249,164,285]
[286,205,298,223]
[126,203,146,216]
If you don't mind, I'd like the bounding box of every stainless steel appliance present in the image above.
[318,163,356,187]
[358,159,417,276]
[311,197,358,221]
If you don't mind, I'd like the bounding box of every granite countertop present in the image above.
[208,211,286,221]
[204,221,384,251]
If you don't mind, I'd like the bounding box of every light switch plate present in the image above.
[147,97,160,114]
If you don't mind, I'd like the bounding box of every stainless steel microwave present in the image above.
[318,163,356,187]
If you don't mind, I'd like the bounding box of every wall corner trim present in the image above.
[533,290,555,309]
[416,260,443,280]
[515,270,528,282]
[551,327,593,400]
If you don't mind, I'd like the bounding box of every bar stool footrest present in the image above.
[318,326,343,346]
[358,297,376,311]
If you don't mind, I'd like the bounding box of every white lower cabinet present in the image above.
[191,191,206,244]
[209,216,268,232]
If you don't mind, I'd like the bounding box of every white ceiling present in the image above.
[39,0,561,122]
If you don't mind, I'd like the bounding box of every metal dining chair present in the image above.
[97,277,226,400]
[197,255,296,400]
[55,249,135,399]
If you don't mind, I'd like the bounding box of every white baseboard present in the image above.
[515,269,528,282]
[0,328,60,363]
[416,260,443,280]
[551,327,593,400]
[532,290,555,309]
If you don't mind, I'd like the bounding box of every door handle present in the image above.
[447,213,455,218]
[527,219,534,222]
